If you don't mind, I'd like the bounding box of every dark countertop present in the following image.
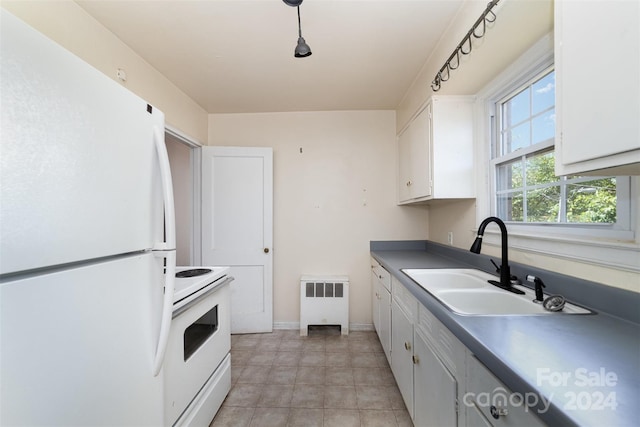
[371,241,640,427]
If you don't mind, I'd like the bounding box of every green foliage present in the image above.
[567,178,617,223]
[500,153,616,224]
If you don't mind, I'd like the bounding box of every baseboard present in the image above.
[349,323,374,331]
[273,322,374,331]
[273,321,299,330]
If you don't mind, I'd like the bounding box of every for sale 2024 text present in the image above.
[537,367,618,411]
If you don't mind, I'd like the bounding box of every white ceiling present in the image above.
[76,0,466,114]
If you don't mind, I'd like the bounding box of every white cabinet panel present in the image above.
[414,330,458,427]
[371,262,392,363]
[555,0,640,175]
[397,124,415,202]
[391,298,415,418]
[379,287,392,364]
[397,103,432,202]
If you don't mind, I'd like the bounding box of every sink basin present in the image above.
[401,269,490,291]
[401,268,591,315]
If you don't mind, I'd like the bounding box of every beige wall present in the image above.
[1,0,208,142]
[209,111,429,326]
[427,200,478,249]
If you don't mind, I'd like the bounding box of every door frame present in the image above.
[165,125,202,265]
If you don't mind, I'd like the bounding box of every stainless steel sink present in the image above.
[401,268,591,315]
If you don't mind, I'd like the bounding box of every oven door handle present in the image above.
[173,276,234,319]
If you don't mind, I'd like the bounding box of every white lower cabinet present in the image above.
[391,292,417,418]
[414,329,458,426]
[378,283,392,363]
[414,300,466,427]
[386,275,544,427]
[371,258,392,363]
[466,356,545,427]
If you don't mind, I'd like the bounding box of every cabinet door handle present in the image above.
[412,355,419,364]
[406,180,412,187]
[404,341,411,351]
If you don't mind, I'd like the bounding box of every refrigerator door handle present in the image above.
[153,250,175,376]
[153,126,176,251]
[152,125,176,376]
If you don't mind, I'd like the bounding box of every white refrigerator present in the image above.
[0,11,176,425]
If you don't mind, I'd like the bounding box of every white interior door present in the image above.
[202,146,273,333]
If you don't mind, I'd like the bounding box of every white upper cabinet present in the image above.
[397,96,475,204]
[397,103,432,202]
[554,0,640,176]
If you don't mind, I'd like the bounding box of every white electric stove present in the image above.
[173,266,230,311]
[166,266,233,426]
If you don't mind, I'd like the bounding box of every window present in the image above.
[476,34,637,272]
[490,68,630,235]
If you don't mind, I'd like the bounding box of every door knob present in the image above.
[264,248,270,253]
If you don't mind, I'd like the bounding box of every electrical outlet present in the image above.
[447,231,454,245]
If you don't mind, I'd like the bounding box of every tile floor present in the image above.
[211,327,412,427]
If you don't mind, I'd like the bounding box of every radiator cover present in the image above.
[299,275,349,336]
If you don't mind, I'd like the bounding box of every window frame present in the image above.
[488,66,632,240]
[475,34,639,272]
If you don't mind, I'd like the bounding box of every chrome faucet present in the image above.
[470,216,524,295]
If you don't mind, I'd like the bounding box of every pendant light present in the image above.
[283,0,312,58]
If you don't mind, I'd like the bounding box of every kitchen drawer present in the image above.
[372,263,391,292]
[467,356,545,427]
[391,276,417,321]
[371,257,380,270]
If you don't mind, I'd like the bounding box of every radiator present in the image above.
[300,275,349,336]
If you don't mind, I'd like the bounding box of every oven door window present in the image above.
[183,305,219,361]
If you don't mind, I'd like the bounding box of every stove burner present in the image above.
[176,268,212,278]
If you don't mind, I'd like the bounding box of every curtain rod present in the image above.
[431,0,501,92]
